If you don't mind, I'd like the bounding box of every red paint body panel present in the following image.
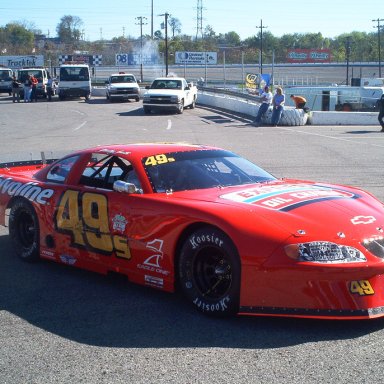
[1,143,384,319]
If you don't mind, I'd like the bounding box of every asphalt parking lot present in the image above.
[1,94,384,383]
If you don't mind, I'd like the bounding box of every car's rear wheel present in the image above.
[9,199,40,262]
[178,226,240,316]
[190,97,196,109]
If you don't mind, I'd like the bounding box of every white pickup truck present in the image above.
[142,76,197,114]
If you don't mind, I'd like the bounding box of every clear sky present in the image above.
[1,0,382,41]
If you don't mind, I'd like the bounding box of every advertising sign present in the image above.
[175,51,217,65]
[58,55,102,66]
[286,49,331,63]
[245,73,271,92]
[0,55,44,69]
[115,53,158,66]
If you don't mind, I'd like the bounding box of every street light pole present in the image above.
[372,18,384,78]
[136,16,147,82]
[256,19,267,75]
[159,13,170,76]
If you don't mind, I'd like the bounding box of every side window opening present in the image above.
[79,154,142,192]
[46,155,80,183]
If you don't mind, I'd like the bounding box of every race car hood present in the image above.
[174,180,384,240]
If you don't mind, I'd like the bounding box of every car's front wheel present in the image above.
[9,199,40,262]
[178,226,240,316]
[177,100,184,114]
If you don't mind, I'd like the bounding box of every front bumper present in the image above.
[239,262,384,319]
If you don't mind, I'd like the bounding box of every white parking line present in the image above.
[73,121,87,131]
[166,119,172,130]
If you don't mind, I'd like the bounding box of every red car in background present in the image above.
[1,143,384,319]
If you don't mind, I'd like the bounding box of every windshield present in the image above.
[150,79,182,89]
[60,67,89,81]
[110,75,135,83]
[143,150,276,193]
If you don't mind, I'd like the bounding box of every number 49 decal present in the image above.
[55,190,131,259]
[350,280,375,296]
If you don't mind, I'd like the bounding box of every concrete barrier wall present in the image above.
[197,91,379,126]
[308,111,378,125]
[92,86,379,126]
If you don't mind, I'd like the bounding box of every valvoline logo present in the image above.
[220,184,357,211]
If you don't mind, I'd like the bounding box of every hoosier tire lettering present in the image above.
[178,226,241,316]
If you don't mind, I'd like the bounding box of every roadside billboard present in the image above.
[286,49,331,63]
[175,51,217,65]
[0,55,44,69]
[115,53,158,66]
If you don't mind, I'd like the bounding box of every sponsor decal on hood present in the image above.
[220,184,358,211]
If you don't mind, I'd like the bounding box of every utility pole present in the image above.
[159,13,170,76]
[136,16,147,82]
[345,36,352,85]
[256,19,267,74]
[372,18,384,77]
[151,0,154,38]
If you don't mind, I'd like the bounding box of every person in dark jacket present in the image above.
[11,75,21,103]
[378,94,384,132]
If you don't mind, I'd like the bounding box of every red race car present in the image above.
[1,143,384,319]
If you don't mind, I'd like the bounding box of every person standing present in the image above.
[378,94,384,132]
[290,94,306,109]
[46,75,55,101]
[11,75,21,103]
[271,87,285,126]
[23,75,32,102]
[253,85,272,126]
[30,75,38,102]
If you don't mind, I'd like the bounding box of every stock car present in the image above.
[1,143,384,319]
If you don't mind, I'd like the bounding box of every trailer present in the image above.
[285,85,383,112]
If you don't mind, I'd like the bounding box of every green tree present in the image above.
[56,15,83,44]
[169,17,182,38]
[0,23,34,54]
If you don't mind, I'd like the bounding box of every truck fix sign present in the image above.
[0,55,44,69]
[286,49,331,63]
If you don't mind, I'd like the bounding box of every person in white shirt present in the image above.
[253,85,272,126]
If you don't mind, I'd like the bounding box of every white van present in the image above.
[17,67,49,97]
[58,63,91,100]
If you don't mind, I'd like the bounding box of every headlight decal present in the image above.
[285,241,366,263]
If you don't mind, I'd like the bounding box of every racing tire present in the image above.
[9,199,40,262]
[178,226,241,316]
[177,101,184,114]
[143,107,151,114]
